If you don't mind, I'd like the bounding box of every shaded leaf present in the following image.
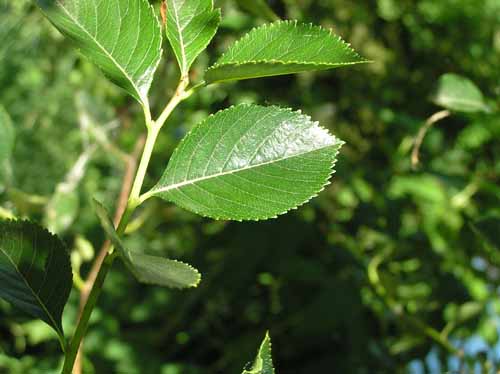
[205,20,368,83]
[0,220,72,345]
[35,0,162,107]
[148,104,343,221]
[0,106,15,165]
[433,73,490,113]
[166,0,220,76]
[235,0,279,22]
[93,200,200,289]
[242,332,275,374]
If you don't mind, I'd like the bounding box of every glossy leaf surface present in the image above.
[205,21,368,83]
[93,200,200,289]
[0,220,72,343]
[242,332,275,374]
[36,0,162,106]
[166,0,220,76]
[433,73,490,113]
[149,104,343,220]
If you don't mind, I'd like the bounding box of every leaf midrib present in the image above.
[152,141,340,195]
[0,247,63,338]
[171,0,188,73]
[55,0,145,104]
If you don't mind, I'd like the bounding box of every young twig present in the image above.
[411,110,451,169]
[73,136,145,374]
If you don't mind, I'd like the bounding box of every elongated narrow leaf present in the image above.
[242,332,275,374]
[0,106,15,164]
[36,0,162,107]
[205,21,368,83]
[433,73,490,113]
[0,220,72,344]
[93,200,200,288]
[166,0,220,76]
[148,104,343,221]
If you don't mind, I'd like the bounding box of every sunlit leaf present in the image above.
[148,104,343,221]
[242,332,275,374]
[205,20,368,83]
[93,200,200,289]
[0,220,72,345]
[165,0,220,76]
[433,73,490,113]
[35,0,162,107]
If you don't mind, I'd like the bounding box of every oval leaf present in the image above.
[433,73,490,113]
[242,332,275,374]
[0,106,15,165]
[147,104,343,221]
[36,0,162,107]
[205,20,368,84]
[0,220,72,344]
[92,200,200,289]
[166,0,221,76]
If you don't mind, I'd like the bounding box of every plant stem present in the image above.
[73,137,145,374]
[411,109,451,169]
[62,79,190,373]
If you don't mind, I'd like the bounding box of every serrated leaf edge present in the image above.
[206,20,370,81]
[149,103,344,221]
[92,199,201,289]
[127,254,202,289]
[0,219,71,340]
[167,0,221,75]
[243,331,275,374]
[37,0,163,107]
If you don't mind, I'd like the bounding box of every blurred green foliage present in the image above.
[0,0,499,373]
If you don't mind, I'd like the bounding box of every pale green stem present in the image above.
[61,79,190,374]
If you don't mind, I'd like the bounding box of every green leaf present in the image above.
[45,189,79,234]
[35,0,162,107]
[433,73,490,113]
[0,220,72,345]
[166,0,221,76]
[242,332,275,374]
[148,104,343,221]
[0,106,15,165]
[205,20,368,84]
[92,200,200,289]
[235,0,280,22]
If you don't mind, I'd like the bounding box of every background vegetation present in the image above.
[1,0,499,373]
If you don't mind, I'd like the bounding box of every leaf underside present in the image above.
[433,73,489,113]
[92,200,200,289]
[242,332,275,374]
[150,104,343,221]
[0,220,72,341]
[0,106,15,164]
[36,0,162,106]
[166,0,220,76]
[205,20,368,83]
